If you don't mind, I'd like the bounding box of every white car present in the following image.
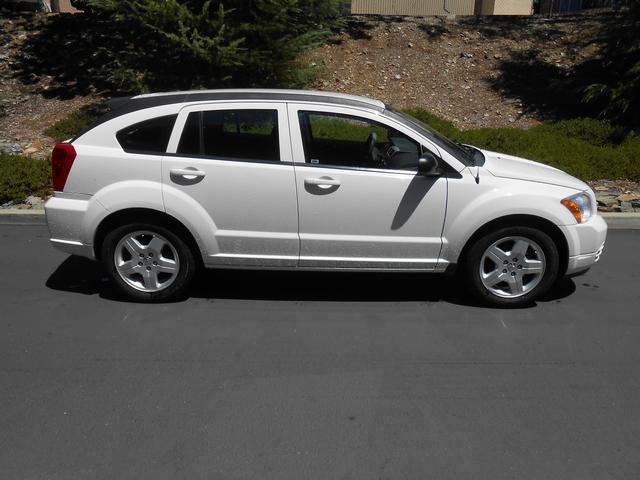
[45,89,607,306]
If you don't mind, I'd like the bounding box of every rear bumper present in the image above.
[49,238,95,257]
[44,195,103,259]
[561,214,607,276]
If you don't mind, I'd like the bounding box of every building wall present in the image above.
[490,0,533,14]
[351,0,477,16]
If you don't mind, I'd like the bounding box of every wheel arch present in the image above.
[93,208,203,268]
[454,214,569,276]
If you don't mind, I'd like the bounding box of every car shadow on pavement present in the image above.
[46,255,576,308]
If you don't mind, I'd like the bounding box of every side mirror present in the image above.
[417,153,440,176]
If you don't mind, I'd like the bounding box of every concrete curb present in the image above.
[0,209,47,225]
[1,209,639,228]
[600,213,640,230]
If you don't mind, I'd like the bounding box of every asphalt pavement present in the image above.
[1,225,639,480]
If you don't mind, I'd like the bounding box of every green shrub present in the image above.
[71,0,350,91]
[534,118,628,146]
[0,153,51,204]
[44,104,107,142]
[404,109,459,138]
[407,110,640,181]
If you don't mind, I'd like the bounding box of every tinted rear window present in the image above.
[177,109,279,162]
[116,115,177,154]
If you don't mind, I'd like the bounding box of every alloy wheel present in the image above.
[479,236,546,298]
[113,231,180,293]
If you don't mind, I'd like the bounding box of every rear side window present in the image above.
[116,115,177,154]
[177,109,280,162]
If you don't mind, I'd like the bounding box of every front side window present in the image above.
[116,115,177,154]
[385,107,479,166]
[177,109,280,162]
[298,111,420,171]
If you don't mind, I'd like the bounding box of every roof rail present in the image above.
[132,89,386,110]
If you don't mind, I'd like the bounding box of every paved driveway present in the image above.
[1,225,639,479]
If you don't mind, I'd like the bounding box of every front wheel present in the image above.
[462,227,560,307]
[101,224,196,302]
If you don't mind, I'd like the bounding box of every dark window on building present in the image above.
[116,115,177,154]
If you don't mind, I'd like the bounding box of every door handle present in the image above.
[170,167,206,179]
[304,177,341,187]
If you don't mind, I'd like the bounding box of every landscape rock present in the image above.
[25,195,44,209]
[0,142,23,154]
[616,193,640,203]
[596,194,618,208]
[23,146,39,156]
[620,201,634,213]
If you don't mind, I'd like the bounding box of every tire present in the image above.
[461,226,560,307]
[101,223,196,302]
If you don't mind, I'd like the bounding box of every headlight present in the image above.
[561,192,592,223]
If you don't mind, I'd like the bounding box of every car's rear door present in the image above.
[162,102,299,267]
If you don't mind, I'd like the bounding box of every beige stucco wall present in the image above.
[351,0,476,16]
[484,0,533,14]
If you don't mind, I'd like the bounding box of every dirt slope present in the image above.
[307,11,614,129]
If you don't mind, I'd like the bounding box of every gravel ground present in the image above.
[0,11,102,160]
[307,12,612,130]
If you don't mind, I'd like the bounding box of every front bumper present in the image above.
[560,214,608,276]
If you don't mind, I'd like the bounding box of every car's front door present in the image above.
[288,104,448,270]
[163,102,299,267]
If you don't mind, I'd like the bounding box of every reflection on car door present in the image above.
[288,104,447,270]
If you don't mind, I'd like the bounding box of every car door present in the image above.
[287,103,448,270]
[162,102,299,267]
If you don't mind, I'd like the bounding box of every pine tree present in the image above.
[80,0,348,91]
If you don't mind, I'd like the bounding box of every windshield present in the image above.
[385,107,477,167]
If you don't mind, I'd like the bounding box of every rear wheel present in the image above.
[101,224,196,302]
[462,226,560,307]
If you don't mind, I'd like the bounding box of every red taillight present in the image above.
[51,143,77,191]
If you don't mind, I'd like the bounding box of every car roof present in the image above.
[74,89,386,141]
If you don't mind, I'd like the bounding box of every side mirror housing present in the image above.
[417,153,440,176]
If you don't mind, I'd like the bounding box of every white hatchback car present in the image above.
[45,89,607,306]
